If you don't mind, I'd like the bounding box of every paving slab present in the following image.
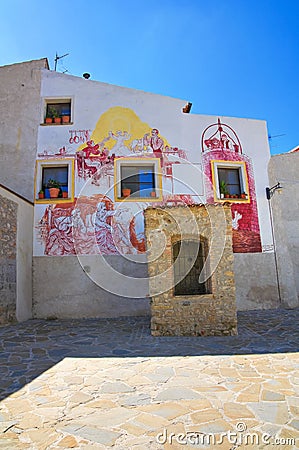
[0,308,298,449]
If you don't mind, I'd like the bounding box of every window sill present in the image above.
[40,122,73,126]
[35,197,73,204]
[173,293,214,301]
[217,197,250,203]
[116,195,161,202]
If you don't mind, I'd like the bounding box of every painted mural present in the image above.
[35,107,192,256]
[75,107,187,184]
[37,195,147,256]
[202,118,262,253]
[35,108,262,256]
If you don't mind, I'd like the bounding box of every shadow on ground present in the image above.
[0,308,298,402]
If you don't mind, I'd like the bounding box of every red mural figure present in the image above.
[202,118,242,154]
[94,200,119,254]
[149,128,164,159]
[38,195,146,256]
[40,204,77,256]
[76,136,112,180]
[201,118,262,253]
[82,140,100,158]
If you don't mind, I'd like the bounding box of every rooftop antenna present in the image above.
[268,133,286,140]
[54,52,69,71]
[268,133,286,150]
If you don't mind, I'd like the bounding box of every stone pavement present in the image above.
[0,308,298,449]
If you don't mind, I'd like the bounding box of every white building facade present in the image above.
[1,59,297,323]
[30,66,291,319]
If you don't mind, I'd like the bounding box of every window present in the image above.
[211,160,249,201]
[114,158,161,200]
[43,98,72,125]
[173,239,210,296]
[42,166,68,198]
[35,159,74,202]
[218,167,241,196]
[121,165,155,197]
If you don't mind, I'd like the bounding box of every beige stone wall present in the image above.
[144,204,237,336]
[0,194,17,324]
[0,58,48,202]
[0,187,33,323]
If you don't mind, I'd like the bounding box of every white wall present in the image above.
[36,70,273,251]
[33,70,276,316]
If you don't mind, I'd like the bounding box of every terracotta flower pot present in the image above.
[49,188,60,198]
[38,192,44,199]
[150,191,157,197]
[62,115,70,124]
[122,188,131,197]
[54,117,61,124]
[45,117,52,124]
[62,191,68,198]
[62,116,70,123]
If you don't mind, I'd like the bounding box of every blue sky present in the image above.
[1,0,298,154]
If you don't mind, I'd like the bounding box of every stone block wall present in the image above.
[144,204,237,336]
[0,195,17,324]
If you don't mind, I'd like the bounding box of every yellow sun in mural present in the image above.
[76,106,170,152]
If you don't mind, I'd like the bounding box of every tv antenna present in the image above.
[54,52,69,71]
[268,133,285,147]
[268,133,286,140]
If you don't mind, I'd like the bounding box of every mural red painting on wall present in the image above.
[37,195,147,256]
[201,118,262,253]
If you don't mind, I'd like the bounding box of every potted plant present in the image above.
[150,191,157,197]
[220,180,230,199]
[240,192,247,199]
[45,115,53,124]
[122,187,131,197]
[219,180,228,199]
[62,114,70,124]
[47,179,61,198]
[62,190,68,198]
[53,112,61,124]
[38,189,44,199]
[45,106,57,123]
[49,106,61,124]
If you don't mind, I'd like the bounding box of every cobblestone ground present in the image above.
[0,308,298,449]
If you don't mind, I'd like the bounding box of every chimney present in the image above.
[182,102,192,113]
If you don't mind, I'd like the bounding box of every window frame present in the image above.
[114,157,162,201]
[34,158,75,203]
[211,160,250,202]
[172,238,211,297]
[41,97,73,125]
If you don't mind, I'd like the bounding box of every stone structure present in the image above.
[144,204,237,336]
[0,194,17,323]
[0,187,33,324]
